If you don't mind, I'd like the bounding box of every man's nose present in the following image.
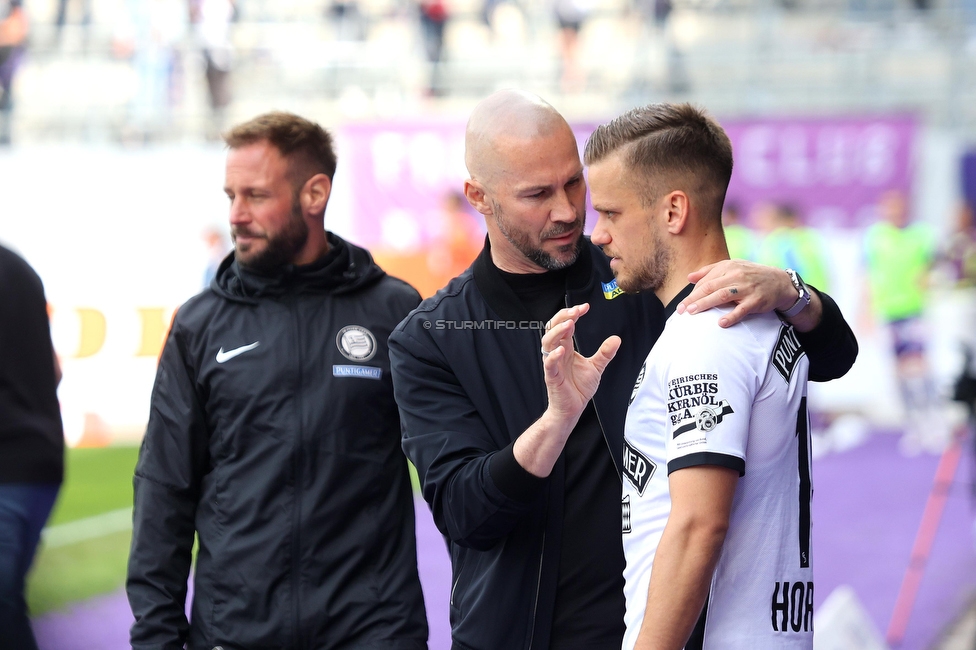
[551,191,579,223]
[229,198,249,225]
[590,216,610,246]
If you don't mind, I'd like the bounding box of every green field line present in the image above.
[48,446,140,525]
[42,507,133,549]
[28,529,134,615]
[27,446,140,615]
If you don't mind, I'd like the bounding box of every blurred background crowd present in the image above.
[3,0,976,142]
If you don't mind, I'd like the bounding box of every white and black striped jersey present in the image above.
[621,301,812,650]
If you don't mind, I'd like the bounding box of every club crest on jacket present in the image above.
[336,325,377,361]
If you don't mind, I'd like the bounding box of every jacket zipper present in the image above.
[526,528,546,649]
[449,572,461,608]
[591,404,621,482]
[565,295,621,479]
[290,299,305,650]
[450,546,463,607]
[526,328,549,650]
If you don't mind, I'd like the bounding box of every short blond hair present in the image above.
[584,103,733,225]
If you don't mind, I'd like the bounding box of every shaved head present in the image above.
[462,90,587,274]
[465,90,571,188]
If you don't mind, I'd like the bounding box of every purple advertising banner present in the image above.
[336,122,596,251]
[723,116,917,229]
[337,115,917,249]
[336,122,470,252]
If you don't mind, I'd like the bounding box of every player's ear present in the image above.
[666,191,689,234]
[302,173,332,218]
[464,179,492,217]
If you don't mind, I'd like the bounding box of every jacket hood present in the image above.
[211,232,386,303]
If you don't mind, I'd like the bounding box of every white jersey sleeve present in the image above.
[663,309,768,477]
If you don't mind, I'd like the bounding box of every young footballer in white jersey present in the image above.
[582,103,819,650]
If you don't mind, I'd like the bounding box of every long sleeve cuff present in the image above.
[488,442,547,503]
[795,288,858,382]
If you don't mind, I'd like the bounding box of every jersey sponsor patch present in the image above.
[667,373,734,436]
[673,400,735,438]
[602,279,624,300]
[630,363,646,405]
[623,438,656,495]
[333,365,383,379]
[336,325,378,361]
[772,325,806,382]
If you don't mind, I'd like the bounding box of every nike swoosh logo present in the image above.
[215,342,260,363]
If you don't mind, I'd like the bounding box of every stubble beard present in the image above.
[493,200,586,271]
[233,197,310,274]
[615,229,673,295]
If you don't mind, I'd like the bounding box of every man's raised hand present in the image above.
[541,303,621,423]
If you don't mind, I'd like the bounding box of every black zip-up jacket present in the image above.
[389,240,857,650]
[127,233,428,650]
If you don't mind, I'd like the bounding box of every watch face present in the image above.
[796,277,811,301]
[779,269,811,318]
[788,269,809,296]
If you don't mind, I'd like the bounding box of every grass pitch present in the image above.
[27,446,140,615]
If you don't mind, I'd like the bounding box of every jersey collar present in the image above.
[665,283,695,319]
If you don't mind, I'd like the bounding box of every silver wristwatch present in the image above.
[777,269,811,319]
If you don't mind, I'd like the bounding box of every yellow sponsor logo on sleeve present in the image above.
[602,279,624,300]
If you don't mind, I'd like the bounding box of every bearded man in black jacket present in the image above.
[126,112,429,650]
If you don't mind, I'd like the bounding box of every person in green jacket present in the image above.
[722,203,757,261]
[756,203,832,293]
[864,189,944,453]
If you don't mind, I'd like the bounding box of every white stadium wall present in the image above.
[0,142,360,447]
